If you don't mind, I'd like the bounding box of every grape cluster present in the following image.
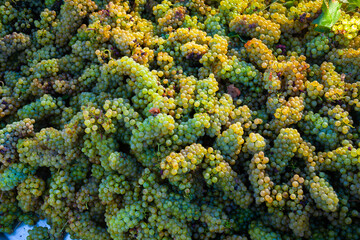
[0,0,359,239]
[26,226,51,240]
[17,175,45,212]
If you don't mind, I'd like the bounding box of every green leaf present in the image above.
[284,1,294,8]
[228,32,247,43]
[228,32,240,38]
[347,0,360,11]
[313,0,341,32]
